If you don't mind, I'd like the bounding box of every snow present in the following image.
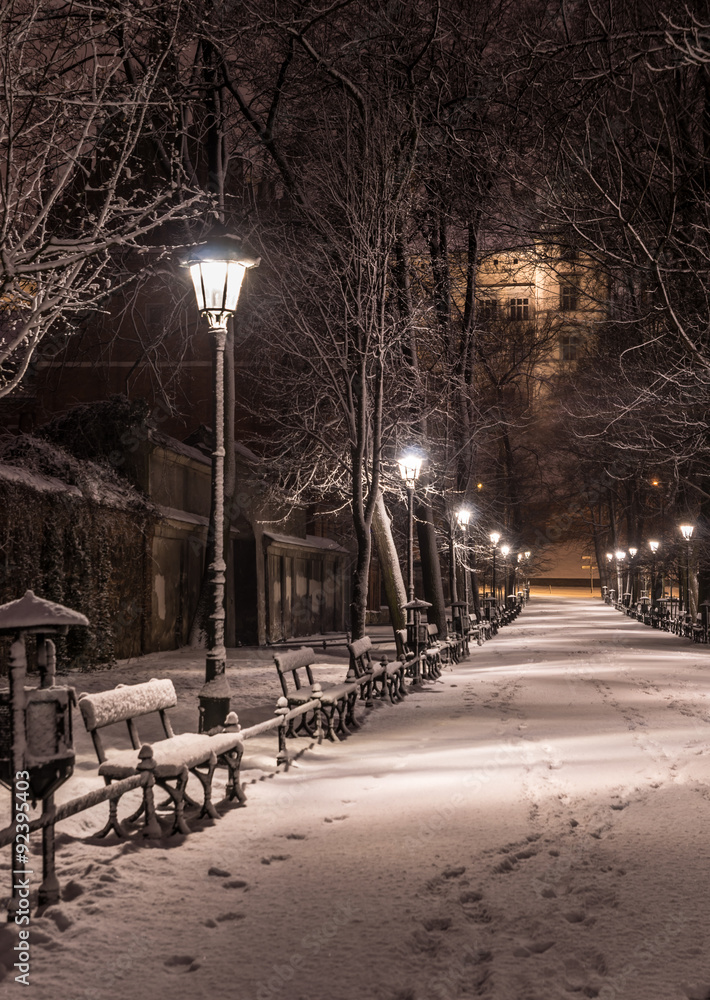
[2,596,710,999]
[0,590,90,629]
[263,530,349,553]
[0,461,82,497]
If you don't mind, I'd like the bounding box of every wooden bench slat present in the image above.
[78,678,176,731]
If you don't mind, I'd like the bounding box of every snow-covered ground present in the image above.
[3,596,710,1000]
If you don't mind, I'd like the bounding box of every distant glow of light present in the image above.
[606,552,613,562]
[649,540,659,553]
[490,531,501,545]
[679,524,694,540]
[615,550,626,560]
[501,545,510,557]
[628,547,637,558]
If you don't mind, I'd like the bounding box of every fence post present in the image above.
[311,684,324,744]
[275,698,290,768]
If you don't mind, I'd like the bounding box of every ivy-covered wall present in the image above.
[0,436,156,672]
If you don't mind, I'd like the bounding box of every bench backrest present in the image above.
[273,647,316,696]
[78,678,177,763]
[347,636,373,678]
[427,623,439,643]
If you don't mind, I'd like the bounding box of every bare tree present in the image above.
[0,0,207,399]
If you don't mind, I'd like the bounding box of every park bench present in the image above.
[78,678,245,838]
[273,647,359,741]
[468,613,489,644]
[482,602,500,634]
[346,635,406,704]
[425,622,452,671]
[395,628,438,681]
[444,614,468,661]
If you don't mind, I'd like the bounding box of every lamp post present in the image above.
[500,544,510,603]
[628,546,637,603]
[456,508,472,613]
[615,549,626,605]
[490,531,501,602]
[185,230,260,732]
[649,539,659,602]
[680,524,694,614]
[398,453,423,604]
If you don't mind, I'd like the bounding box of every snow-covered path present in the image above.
[4,596,710,1000]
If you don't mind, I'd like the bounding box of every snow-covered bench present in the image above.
[78,678,245,837]
[395,627,440,680]
[346,635,406,704]
[467,613,488,645]
[425,622,454,670]
[273,647,359,741]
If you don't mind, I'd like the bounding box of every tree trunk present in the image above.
[350,523,371,642]
[372,491,406,634]
[416,502,447,637]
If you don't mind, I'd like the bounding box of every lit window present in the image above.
[560,334,579,361]
[509,297,529,321]
[560,284,578,311]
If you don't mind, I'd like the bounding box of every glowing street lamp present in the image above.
[399,453,423,603]
[649,539,659,601]
[500,544,510,599]
[679,524,695,613]
[456,508,472,612]
[185,230,260,732]
[490,532,501,602]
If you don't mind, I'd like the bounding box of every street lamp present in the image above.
[456,507,472,613]
[500,544,510,601]
[614,550,625,605]
[185,230,260,732]
[490,531,501,602]
[679,524,694,613]
[649,539,659,602]
[628,546,637,603]
[398,453,424,603]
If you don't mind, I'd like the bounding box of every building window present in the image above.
[560,284,578,312]
[560,334,580,361]
[509,297,529,321]
[478,297,498,321]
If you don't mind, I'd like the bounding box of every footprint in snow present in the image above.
[164,955,201,973]
[261,854,291,864]
[324,815,349,823]
[421,916,452,932]
[408,928,444,956]
[682,985,710,1000]
[513,939,556,957]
